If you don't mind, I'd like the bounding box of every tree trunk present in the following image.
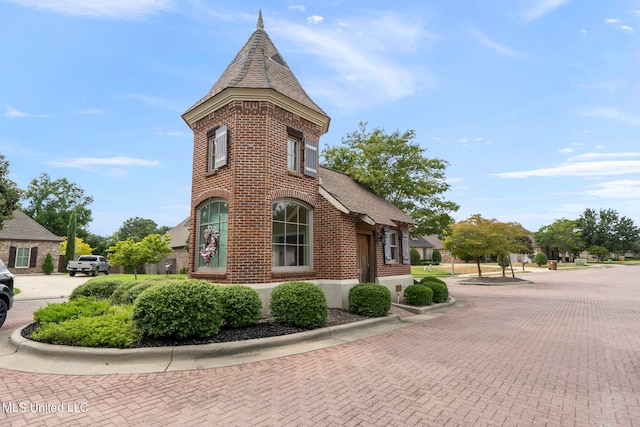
[500,255,506,277]
[476,258,482,277]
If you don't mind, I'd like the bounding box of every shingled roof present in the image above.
[319,167,415,227]
[166,217,190,249]
[0,210,62,242]
[184,11,327,119]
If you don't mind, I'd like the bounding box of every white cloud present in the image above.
[606,18,620,24]
[559,148,574,153]
[306,15,324,25]
[266,13,433,111]
[494,158,640,178]
[49,157,161,169]
[567,152,640,161]
[470,30,527,57]
[579,107,640,125]
[4,0,174,18]
[523,0,571,23]
[121,93,182,111]
[621,25,634,32]
[289,5,305,12]
[4,105,49,118]
[581,180,640,198]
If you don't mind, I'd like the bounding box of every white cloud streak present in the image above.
[523,0,572,23]
[49,157,160,169]
[470,30,527,57]
[3,0,174,18]
[581,180,640,198]
[4,105,50,118]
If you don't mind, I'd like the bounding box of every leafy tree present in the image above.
[535,219,582,261]
[534,252,548,267]
[112,217,169,242]
[322,122,459,236]
[587,245,609,263]
[577,208,639,255]
[410,248,421,265]
[107,234,173,280]
[22,173,93,237]
[60,236,94,258]
[84,233,112,257]
[0,154,23,231]
[431,248,442,264]
[65,209,77,265]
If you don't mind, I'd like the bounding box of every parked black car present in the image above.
[0,258,15,328]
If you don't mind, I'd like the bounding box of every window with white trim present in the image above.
[272,200,312,268]
[389,231,399,263]
[16,247,30,268]
[196,199,228,270]
[207,125,228,172]
[287,136,300,172]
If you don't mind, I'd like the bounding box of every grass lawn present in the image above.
[88,274,189,283]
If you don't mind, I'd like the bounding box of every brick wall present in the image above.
[0,240,61,274]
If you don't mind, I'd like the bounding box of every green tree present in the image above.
[322,122,459,236]
[587,245,609,263]
[84,233,112,257]
[431,248,442,264]
[577,208,639,256]
[60,236,94,257]
[22,173,93,237]
[534,252,548,267]
[535,219,583,261]
[410,248,421,265]
[107,234,173,280]
[0,154,23,231]
[42,253,55,275]
[65,209,77,266]
[113,217,169,242]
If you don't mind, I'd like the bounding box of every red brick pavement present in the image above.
[1,266,640,426]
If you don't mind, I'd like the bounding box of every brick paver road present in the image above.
[1,266,639,426]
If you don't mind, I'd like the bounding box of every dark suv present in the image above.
[0,258,14,328]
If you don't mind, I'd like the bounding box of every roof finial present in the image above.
[257,10,264,30]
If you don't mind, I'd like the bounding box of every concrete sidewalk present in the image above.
[13,273,91,301]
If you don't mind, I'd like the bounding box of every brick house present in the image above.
[181,13,414,308]
[0,210,62,274]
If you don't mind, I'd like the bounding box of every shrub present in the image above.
[34,297,112,324]
[42,253,55,275]
[348,283,391,317]
[497,255,510,267]
[111,280,169,305]
[31,305,138,348]
[219,285,262,328]
[420,282,448,303]
[69,279,124,300]
[432,249,442,265]
[410,248,421,266]
[269,282,327,329]
[404,284,433,306]
[534,252,548,267]
[132,280,223,339]
[420,276,446,286]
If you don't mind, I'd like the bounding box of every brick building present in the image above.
[181,13,414,308]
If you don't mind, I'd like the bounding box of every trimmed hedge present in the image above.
[420,276,446,286]
[132,280,223,339]
[269,282,327,329]
[348,283,391,317]
[34,297,111,324]
[404,284,433,306]
[111,280,170,305]
[69,279,124,300]
[219,285,262,328]
[31,305,138,348]
[420,282,448,303]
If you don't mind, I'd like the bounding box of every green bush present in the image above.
[31,305,138,348]
[420,282,448,303]
[410,248,421,266]
[432,249,442,265]
[497,255,510,267]
[34,297,112,324]
[42,253,55,275]
[132,280,223,339]
[69,279,124,300]
[420,276,446,286]
[269,282,327,329]
[348,283,391,317]
[404,284,433,306]
[111,280,168,305]
[219,285,262,328]
[534,252,548,267]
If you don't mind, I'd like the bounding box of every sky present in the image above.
[1,0,640,237]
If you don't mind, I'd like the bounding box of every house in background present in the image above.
[181,12,415,309]
[409,235,435,262]
[0,210,62,274]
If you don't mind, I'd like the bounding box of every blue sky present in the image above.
[1,0,639,237]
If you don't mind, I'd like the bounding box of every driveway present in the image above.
[1,266,639,426]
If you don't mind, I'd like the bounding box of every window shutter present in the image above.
[214,125,228,169]
[401,230,410,264]
[29,247,38,268]
[383,229,392,264]
[8,246,16,268]
[303,139,318,177]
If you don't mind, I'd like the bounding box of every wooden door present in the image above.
[357,234,372,283]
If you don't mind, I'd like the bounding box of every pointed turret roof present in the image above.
[183,11,329,132]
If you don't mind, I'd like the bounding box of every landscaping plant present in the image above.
[404,284,433,306]
[269,282,328,329]
[219,285,262,328]
[348,283,391,317]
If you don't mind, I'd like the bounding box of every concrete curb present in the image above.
[392,297,456,314]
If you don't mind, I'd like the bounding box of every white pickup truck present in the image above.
[67,255,111,276]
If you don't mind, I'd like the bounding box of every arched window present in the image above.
[272,200,312,269]
[197,199,228,270]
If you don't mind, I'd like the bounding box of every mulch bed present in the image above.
[458,276,529,284]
